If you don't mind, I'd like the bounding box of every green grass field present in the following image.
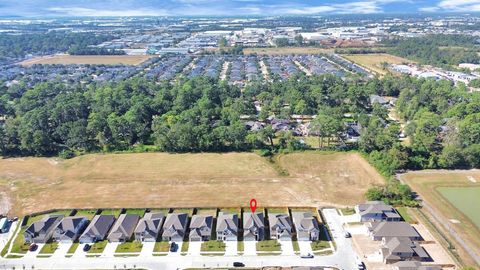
[115,241,143,253]
[88,240,108,254]
[256,240,281,252]
[437,187,480,228]
[201,240,226,252]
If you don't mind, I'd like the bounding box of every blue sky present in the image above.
[1,0,480,17]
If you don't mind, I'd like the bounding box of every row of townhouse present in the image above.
[23,209,322,244]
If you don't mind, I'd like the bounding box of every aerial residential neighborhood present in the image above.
[0,0,479,270]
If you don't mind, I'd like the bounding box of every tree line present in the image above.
[0,32,118,59]
[383,34,480,67]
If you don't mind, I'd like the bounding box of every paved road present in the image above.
[0,208,358,270]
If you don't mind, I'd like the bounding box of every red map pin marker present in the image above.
[250,199,257,213]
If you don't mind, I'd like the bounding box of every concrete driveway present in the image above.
[52,242,71,257]
[298,241,312,255]
[341,214,360,223]
[243,241,256,256]
[345,224,367,235]
[224,241,237,256]
[140,242,155,257]
[187,241,202,255]
[102,242,119,257]
[279,240,295,255]
[73,243,88,258]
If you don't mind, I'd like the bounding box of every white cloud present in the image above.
[47,7,168,16]
[421,0,480,12]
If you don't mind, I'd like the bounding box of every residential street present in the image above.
[0,208,359,270]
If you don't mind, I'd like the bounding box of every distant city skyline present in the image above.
[1,0,480,17]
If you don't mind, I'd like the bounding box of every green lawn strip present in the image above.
[125,209,146,216]
[267,208,288,214]
[67,242,79,254]
[6,255,23,259]
[397,207,415,223]
[153,242,170,252]
[99,209,122,217]
[1,219,22,257]
[339,207,356,215]
[256,240,281,252]
[219,208,240,215]
[115,241,143,253]
[39,242,59,254]
[114,254,140,257]
[310,240,330,251]
[88,240,108,254]
[313,249,333,255]
[291,240,300,252]
[201,240,226,252]
[10,227,30,254]
[181,241,189,253]
[237,241,244,253]
[74,209,98,220]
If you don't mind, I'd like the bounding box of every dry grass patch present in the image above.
[19,54,155,66]
[0,152,384,216]
[342,53,413,75]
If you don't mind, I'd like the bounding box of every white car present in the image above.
[300,253,314,259]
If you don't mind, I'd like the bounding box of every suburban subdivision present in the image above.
[0,202,457,270]
[1,3,480,270]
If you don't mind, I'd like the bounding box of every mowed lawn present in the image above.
[19,54,155,66]
[437,187,480,228]
[342,53,413,75]
[0,152,384,216]
[401,170,480,266]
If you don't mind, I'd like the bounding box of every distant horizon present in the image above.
[1,0,480,17]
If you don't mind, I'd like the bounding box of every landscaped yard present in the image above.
[99,209,122,217]
[74,209,97,220]
[201,240,226,252]
[115,241,143,253]
[153,242,170,252]
[39,242,58,254]
[125,209,146,216]
[256,240,281,252]
[292,240,300,252]
[88,240,108,254]
[339,207,356,215]
[219,208,239,215]
[311,240,330,251]
[237,241,244,252]
[66,243,79,254]
[397,207,415,223]
[181,241,189,253]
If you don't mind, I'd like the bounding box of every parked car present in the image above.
[233,262,245,267]
[344,231,352,238]
[300,253,314,258]
[357,261,366,270]
[28,243,38,252]
[83,244,91,252]
[170,242,178,252]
